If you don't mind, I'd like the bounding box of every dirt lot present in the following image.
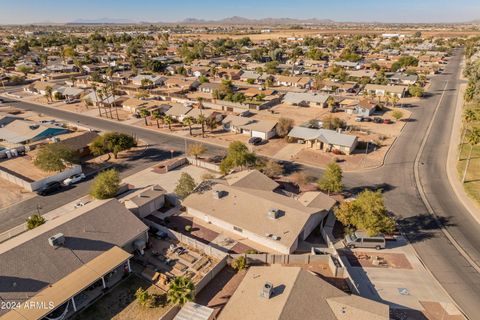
[74,275,170,320]
[0,177,35,209]
[172,28,480,42]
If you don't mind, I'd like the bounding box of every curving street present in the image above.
[1,48,479,318]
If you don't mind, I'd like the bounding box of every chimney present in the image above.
[261,282,274,299]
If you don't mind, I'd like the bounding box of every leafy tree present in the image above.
[45,86,53,103]
[261,160,284,178]
[231,256,247,271]
[16,65,32,76]
[317,162,343,194]
[90,169,120,199]
[391,110,404,121]
[34,143,76,172]
[187,143,207,159]
[322,115,345,130]
[220,141,257,174]
[174,173,196,199]
[90,132,136,159]
[26,214,46,230]
[196,114,207,138]
[408,85,424,97]
[276,117,294,138]
[167,276,195,306]
[335,190,395,236]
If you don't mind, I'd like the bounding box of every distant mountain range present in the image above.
[177,16,336,25]
[67,18,136,24]
[58,16,479,26]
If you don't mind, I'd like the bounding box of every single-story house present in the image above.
[288,126,358,155]
[275,76,313,89]
[0,199,148,320]
[198,82,223,94]
[164,103,193,121]
[24,81,59,96]
[0,119,69,144]
[124,184,166,218]
[131,74,166,87]
[218,265,389,320]
[222,115,253,133]
[53,86,84,100]
[183,170,336,254]
[239,120,278,140]
[364,84,408,98]
[240,70,261,83]
[122,97,148,113]
[57,131,100,157]
[386,72,418,85]
[345,99,379,117]
[283,92,330,108]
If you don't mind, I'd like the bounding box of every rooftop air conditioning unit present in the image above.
[213,190,223,199]
[48,233,65,248]
[267,208,279,219]
[261,282,274,299]
[272,235,281,241]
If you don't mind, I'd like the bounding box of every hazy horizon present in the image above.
[0,0,479,25]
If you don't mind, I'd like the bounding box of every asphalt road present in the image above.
[349,49,480,318]
[1,49,479,318]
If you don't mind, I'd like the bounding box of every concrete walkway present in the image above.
[446,80,480,224]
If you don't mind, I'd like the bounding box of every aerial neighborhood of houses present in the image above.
[0,14,476,320]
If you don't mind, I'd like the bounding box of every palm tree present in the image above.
[101,87,114,119]
[139,109,151,126]
[460,109,478,159]
[462,128,480,183]
[197,114,207,138]
[108,82,120,120]
[163,115,174,131]
[151,109,162,128]
[183,116,195,136]
[167,276,195,306]
[92,83,102,117]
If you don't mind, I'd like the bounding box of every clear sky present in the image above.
[0,0,479,24]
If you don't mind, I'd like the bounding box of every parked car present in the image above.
[383,119,393,124]
[344,231,386,250]
[65,99,80,104]
[248,137,263,146]
[37,181,62,196]
[355,116,364,122]
[63,173,86,186]
[373,117,383,123]
[363,117,372,122]
[153,230,169,240]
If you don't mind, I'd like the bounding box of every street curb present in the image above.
[445,78,480,224]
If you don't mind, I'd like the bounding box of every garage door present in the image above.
[251,131,266,139]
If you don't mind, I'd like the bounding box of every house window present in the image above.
[233,226,243,233]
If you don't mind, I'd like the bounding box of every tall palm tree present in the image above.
[163,115,174,131]
[101,87,113,119]
[462,127,480,183]
[197,114,207,138]
[167,276,195,306]
[151,109,162,128]
[139,109,151,126]
[97,89,104,116]
[108,82,120,120]
[92,83,102,117]
[182,116,195,136]
[460,109,478,159]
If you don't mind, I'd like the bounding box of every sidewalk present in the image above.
[341,237,464,319]
[446,77,480,224]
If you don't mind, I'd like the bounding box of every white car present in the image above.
[63,173,86,186]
